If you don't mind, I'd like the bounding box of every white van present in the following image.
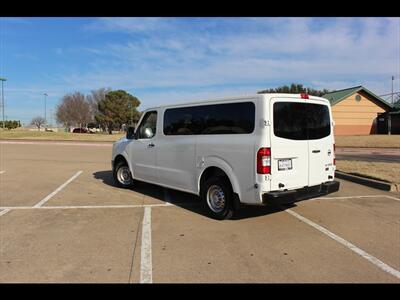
[111,93,340,219]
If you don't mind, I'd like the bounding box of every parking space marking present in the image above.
[140,206,152,284]
[286,209,400,280]
[0,170,5,174]
[33,170,83,208]
[319,195,393,200]
[0,209,10,216]
[318,195,400,203]
[0,203,172,210]
[384,195,400,202]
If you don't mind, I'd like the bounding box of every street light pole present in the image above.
[0,77,6,130]
[128,102,133,126]
[44,93,48,130]
[391,76,394,104]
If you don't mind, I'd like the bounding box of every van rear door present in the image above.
[270,99,309,191]
[305,101,334,186]
[270,98,333,191]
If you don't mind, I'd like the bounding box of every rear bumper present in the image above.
[262,180,340,205]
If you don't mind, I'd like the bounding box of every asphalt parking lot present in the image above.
[0,140,399,283]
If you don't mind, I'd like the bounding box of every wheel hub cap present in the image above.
[117,166,132,185]
[207,185,226,213]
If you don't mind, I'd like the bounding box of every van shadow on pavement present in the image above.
[92,170,287,220]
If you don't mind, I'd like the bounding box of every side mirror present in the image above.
[126,126,135,140]
[144,127,154,139]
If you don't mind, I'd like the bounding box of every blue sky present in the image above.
[1,17,399,125]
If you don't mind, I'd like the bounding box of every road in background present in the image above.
[336,147,400,163]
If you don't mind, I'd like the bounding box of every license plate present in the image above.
[278,159,292,171]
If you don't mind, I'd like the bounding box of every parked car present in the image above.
[111,93,340,220]
[72,128,88,133]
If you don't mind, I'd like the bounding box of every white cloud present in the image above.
[84,17,173,33]
[70,17,400,96]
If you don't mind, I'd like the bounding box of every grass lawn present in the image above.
[336,160,400,184]
[335,135,400,148]
[0,128,125,142]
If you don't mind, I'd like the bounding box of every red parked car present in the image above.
[72,128,88,133]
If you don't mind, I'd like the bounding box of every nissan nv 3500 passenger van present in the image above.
[111,93,340,219]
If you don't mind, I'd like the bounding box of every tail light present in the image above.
[300,93,309,99]
[333,144,336,166]
[257,147,271,174]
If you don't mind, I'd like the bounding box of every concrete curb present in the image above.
[335,171,399,192]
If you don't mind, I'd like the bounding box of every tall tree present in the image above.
[86,87,112,123]
[258,83,333,97]
[31,116,46,131]
[95,90,141,134]
[393,97,400,111]
[56,92,91,129]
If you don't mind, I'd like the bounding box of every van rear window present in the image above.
[273,102,331,140]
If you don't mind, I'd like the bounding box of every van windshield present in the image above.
[273,102,331,140]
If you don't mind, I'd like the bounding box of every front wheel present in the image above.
[201,177,235,220]
[113,161,134,188]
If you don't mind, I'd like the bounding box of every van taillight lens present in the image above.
[257,148,271,174]
[333,144,336,165]
[300,93,309,99]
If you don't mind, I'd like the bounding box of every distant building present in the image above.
[322,86,393,135]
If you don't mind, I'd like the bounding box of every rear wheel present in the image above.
[113,160,134,188]
[201,177,234,220]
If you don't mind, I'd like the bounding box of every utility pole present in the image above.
[0,77,6,130]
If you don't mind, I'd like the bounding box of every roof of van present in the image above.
[143,93,329,111]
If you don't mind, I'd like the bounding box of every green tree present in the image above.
[258,83,333,97]
[393,98,400,111]
[0,120,21,130]
[95,90,141,134]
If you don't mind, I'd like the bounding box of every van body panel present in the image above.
[125,110,158,183]
[112,93,338,208]
[126,138,157,182]
[155,134,197,193]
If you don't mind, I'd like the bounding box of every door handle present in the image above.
[147,142,155,148]
[312,150,320,153]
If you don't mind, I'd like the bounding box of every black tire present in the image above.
[113,160,134,188]
[201,177,235,220]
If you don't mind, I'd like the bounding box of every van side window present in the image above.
[137,111,157,139]
[163,102,255,135]
[163,107,199,135]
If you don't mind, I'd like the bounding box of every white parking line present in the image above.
[140,206,152,284]
[33,171,83,208]
[384,195,400,202]
[0,209,10,216]
[319,195,391,200]
[318,195,400,203]
[0,170,5,174]
[286,209,400,280]
[0,203,173,210]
